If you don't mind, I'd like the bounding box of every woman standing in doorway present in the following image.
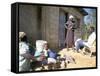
[64,15,76,50]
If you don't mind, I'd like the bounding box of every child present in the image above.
[43,42,57,64]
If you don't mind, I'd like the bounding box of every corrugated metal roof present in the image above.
[77,8,88,16]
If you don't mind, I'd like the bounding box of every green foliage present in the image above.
[82,24,88,40]
[82,24,96,40]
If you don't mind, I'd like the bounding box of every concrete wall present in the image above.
[41,6,59,50]
[60,7,84,41]
[19,5,85,50]
[59,9,67,49]
[19,5,42,45]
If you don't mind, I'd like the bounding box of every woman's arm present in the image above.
[20,52,36,60]
[64,24,68,29]
[20,52,46,61]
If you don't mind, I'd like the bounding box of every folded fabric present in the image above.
[48,58,56,64]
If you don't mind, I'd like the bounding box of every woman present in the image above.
[19,32,36,71]
[65,15,76,49]
[19,32,44,71]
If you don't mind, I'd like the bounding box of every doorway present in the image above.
[59,9,68,49]
[64,13,68,46]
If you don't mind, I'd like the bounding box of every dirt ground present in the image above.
[58,48,96,69]
[34,48,96,71]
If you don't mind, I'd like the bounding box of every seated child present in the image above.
[43,42,58,64]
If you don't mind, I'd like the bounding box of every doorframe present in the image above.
[59,9,69,49]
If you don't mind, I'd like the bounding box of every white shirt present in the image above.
[83,32,96,48]
[87,32,96,46]
[19,42,30,71]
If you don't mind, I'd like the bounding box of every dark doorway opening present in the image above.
[65,13,68,47]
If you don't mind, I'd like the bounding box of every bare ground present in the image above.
[34,48,96,71]
[58,48,96,69]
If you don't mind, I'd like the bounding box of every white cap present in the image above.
[69,15,74,19]
[19,32,26,39]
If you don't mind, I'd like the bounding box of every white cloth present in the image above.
[43,49,48,57]
[69,15,74,19]
[35,40,48,57]
[48,58,56,64]
[83,32,96,48]
[75,32,96,51]
[19,42,30,71]
[36,40,47,52]
[87,32,96,46]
